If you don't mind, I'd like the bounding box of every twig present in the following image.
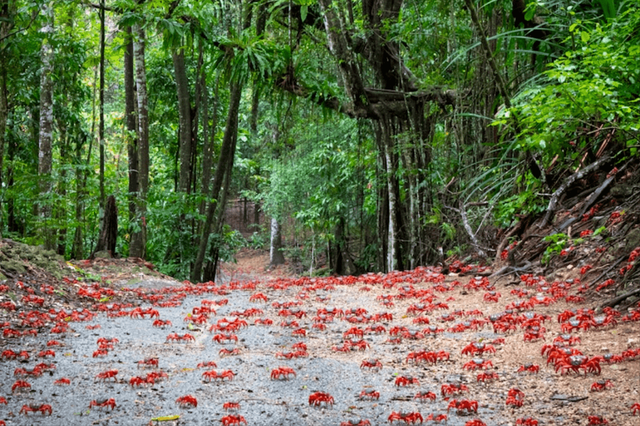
[589,255,626,289]
[577,163,627,219]
[539,155,610,228]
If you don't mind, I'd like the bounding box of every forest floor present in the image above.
[0,245,639,426]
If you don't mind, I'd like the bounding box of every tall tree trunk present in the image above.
[98,0,106,206]
[192,81,243,282]
[94,194,118,256]
[38,4,55,250]
[269,217,285,267]
[0,58,7,239]
[130,24,149,259]
[124,26,138,228]
[173,49,192,193]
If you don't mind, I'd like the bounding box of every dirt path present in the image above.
[0,252,638,425]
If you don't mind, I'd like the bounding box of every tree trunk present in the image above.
[192,81,243,282]
[124,26,138,227]
[38,4,55,250]
[173,49,192,193]
[94,194,118,256]
[98,0,106,206]
[0,53,7,239]
[269,217,285,267]
[130,24,149,259]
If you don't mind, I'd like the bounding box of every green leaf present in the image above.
[300,5,308,22]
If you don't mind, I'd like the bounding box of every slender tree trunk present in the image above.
[124,26,138,227]
[269,217,285,267]
[0,56,7,239]
[130,24,149,259]
[173,49,192,193]
[192,81,243,282]
[98,0,106,206]
[38,4,55,250]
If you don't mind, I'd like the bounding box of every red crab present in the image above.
[14,367,43,377]
[89,398,116,410]
[590,379,613,391]
[95,369,118,381]
[220,414,247,425]
[223,401,240,411]
[518,364,540,374]
[441,383,468,396]
[340,420,371,426]
[395,376,420,387]
[12,380,31,393]
[477,372,499,382]
[587,416,608,425]
[270,367,296,380]
[555,355,601,375]
[19,404,52,415]
[291,328,306,337]
[461,342,496,356]
[254,318,273,325]
[344,327,365,339]
[129,376,148,387]
[308,391,334,407]
[463,358,493,370]
[388,411,423,424]
[92,349,108,358]
[553,334,580,346]
[137,357,159,368]
[54,377,71,385]
[631,402,640,415]
[202,369,234,382]
[197,360,218,369]
[249,292,268,302]
[465,421,486,426]
[360,358,382,371]
[506,388,525,407]
[213,333,238,344]
[448,399,478,414]
[47,340,62,346]
[152,319,172,328]
[176,395,197,408]
[516,418,538,426]
[414,391,436,402]
[0,397,5,404]
[359,389,380,400]
[483,291,501,302]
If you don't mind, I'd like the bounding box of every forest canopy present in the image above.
[0,0,637,280]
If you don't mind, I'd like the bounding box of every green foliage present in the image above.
[541,232,568,264]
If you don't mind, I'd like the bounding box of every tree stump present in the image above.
[94,195,118,257]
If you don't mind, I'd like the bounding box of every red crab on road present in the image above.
[465,421,486,426]
[212,334,238,344]
[632,403,640,415]
[360,358,382,371]
[463,358,493,370]
[220,415,247,426]
[308,391,334,407]
[414,391,436,402]
[340,419,371,426]
[152,319,172,328]
[395,376,420,387]
[137,357,159,368]
[20,403,52,416]
[89,398,116,410]
[516,418,538,426]
[176,395,197,408]
[518,364,539,374]
[590,380,613,391]
[359,389,380,400]
[220,348,241,357]
[483,291,501,302]
[254,317,273,325]
[223,401,240,411]
[587,416,608,425]
[441,383,468,396]
[197,360,217,369]
[249,292,268,303]
[96,369,118,382]
[555,355,601,375]
[461,342,496,356]
[11,380,31,393]
[270,367,296,380]
[506,388,525,407]
[477,372,499,382]
[447,399,478,414]
[202,369,234,382]
[54,377,70,385]
[388,411,423,424]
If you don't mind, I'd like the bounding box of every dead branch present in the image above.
[459,201,486,258]
[577,163,627,219]
[493,220,523,264]
[589,255,626,289]
[539,155,610,228]
[601,286,640,308]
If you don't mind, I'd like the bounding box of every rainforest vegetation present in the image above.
[0,0,638,281]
